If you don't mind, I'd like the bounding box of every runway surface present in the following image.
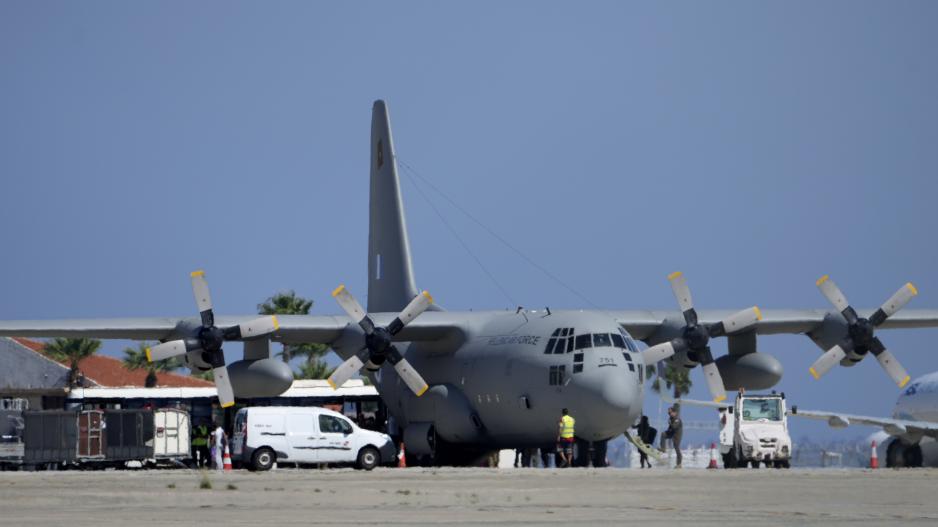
[1,467,936,526]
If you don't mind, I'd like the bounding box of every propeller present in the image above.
[651,272,762,403]
[327,285,432,396]
[808,275,916,388]
[146,270,280,408]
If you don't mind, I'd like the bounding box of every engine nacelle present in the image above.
[227,358,294,398]
[715,352,783,390]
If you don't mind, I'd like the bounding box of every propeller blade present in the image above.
[147,340,188,362]
[877,283,918,321]
[392,357,429,396]
[701,362,727,403]
[226,316,280,340]
[213,365,236,408]
[641,342,675,365]
[388,291,434,335]
[327,350,368,390]
[387,346,429,396]
[332,284,375,334]
[816,275,850,313]
[668,272,695,324]
[808,343,848,380]
[190,270,214,326]
[710,306,762,337]
[870,338,911,388]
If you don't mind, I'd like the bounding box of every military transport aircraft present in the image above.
[2,100,938,465]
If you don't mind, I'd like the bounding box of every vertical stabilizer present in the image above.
[368,100,419,313]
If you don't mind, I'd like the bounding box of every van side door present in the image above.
[315,414,355,463]
[285,412,317,463]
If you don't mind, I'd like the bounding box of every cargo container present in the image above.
[0,408,191,470]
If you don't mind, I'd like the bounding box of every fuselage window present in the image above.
[575,334,592,350]
[638,365,644,383]
[622,353,633,362]
[593,333,612,348]
[549,365,566,386]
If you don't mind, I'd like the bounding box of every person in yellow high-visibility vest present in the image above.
[557,408,576,468]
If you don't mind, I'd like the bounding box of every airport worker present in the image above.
[631,415,654,468]
[212,421,227,470]
[557,408,576,468]
[191,421,210,467]
[659,406,684,468]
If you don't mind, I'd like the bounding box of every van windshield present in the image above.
[741,398,782,421]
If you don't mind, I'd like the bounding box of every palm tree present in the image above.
[122,342,183,388]
[257,290,320,363]
[45,337,102,388]
[647,361,693,398]
[295,359,335,380]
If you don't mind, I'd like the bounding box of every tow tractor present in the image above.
[666,390,792,468]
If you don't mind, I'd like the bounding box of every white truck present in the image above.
[719,392,792,468]
[667,391,792,468]
[231,406,397,471]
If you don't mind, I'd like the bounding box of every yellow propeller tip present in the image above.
[899,375,911,388]
[331,284,346,297]
[416,385,429,397]
[906,283,918,296]
[327,378,337,390]
[809,367,820,380]
[753,306,763,321]
[190,269,205,277]
[816,275,830,286]
[271,315,280,330]
[667,271,683,281]
[220,401,235,408]
[145,348,152,362]
[713,395,727,403]
[422,290,434,304]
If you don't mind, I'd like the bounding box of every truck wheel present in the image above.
[252,447,276,471]
[357,446,380,471]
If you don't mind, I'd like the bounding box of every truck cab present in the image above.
[726,392,792,468]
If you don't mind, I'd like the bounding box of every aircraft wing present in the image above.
[0,312,464,346]
[789,407,938,438]
[615,309,938,341]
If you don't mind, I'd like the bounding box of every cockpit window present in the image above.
[553,338,566,354]
[610,333,626,349]
[575,334,592,350]
[593,333,611,347]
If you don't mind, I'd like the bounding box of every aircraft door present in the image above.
[315,414,354,463]
[285,413,317,463]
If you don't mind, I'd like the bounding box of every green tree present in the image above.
[647,361,693,398]
[45,337,102,388]
[122,342,183,388]
[257,290,328,366]
[295,359,335,380]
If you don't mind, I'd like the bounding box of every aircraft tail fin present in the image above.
[367,100,419,313]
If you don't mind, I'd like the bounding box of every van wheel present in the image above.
[357,447,380,470]
[252,448,276,471]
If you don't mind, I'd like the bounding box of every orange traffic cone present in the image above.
[223,445,233,471]
[869,440,878,469]
[708,442,719,469]
[398,442,407,468]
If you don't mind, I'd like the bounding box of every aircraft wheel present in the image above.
[251,447,275,471]
[357,446,380,471]
[750,459,760,469]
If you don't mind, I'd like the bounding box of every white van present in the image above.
[231,406,396,471]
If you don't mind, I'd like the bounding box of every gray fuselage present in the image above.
[336,309,644,449]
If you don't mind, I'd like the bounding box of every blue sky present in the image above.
[2,1,937,440]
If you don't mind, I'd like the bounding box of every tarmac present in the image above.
[0,467,936,526]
